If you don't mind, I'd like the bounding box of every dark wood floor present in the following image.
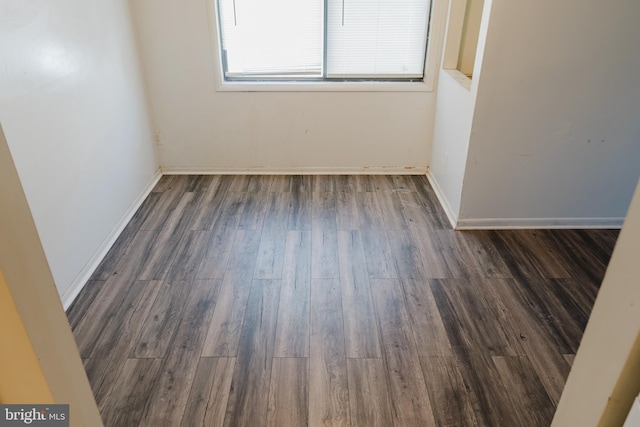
[67,175,618,427]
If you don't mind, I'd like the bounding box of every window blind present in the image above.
[326,0,430,78]
[216,0,430,80]
[218,0,323,78]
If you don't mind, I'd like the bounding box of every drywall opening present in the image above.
[442,0,484,82]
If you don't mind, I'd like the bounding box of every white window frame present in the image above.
[205,0,449,92]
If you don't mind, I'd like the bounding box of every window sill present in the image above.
[215,80,434,92]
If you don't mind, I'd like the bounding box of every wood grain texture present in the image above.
[254,193,289,279]
[401,279,452,357]
[139,192,202,280]
[346,359,393,427]
[311,192,339,279]
[420,357,479,427]
[370,278,436,427]
[267,358,309,427]
[139,278,220,427]
[309,279,350,427]
[100,358,162,427]
[68,175,618,427]
[274,231,311,357]
[85,280,161,405]
[133,231,210,358]
[74,230,158,357]
[201,230,261,357]
[180,357,235,427]
[223,280,281,427]
[338,231,382,358]
[492,356,556,426]
[197,191,246,278]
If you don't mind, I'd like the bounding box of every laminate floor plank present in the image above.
[370,278,436,427]
[309,279,350,427]
[139,278,220,427]
[486,278,571,405]
[410,226,462,279]
[489,230,572,280]
[268,175,293,192]
[338,231,382,358]
[274,230,311,357]
[355,192,386,230]
[312,175,336,193]
[237,191,270,230]
[255,192,290,280]
[99,358,162,427]
[151,174,176,193]
[133,231,210,358]
[346,358,393,427]
[420,356,479,427]
[336,191,360,231]
[85,280,161,405]
[455,231,512,278]
[387,229,430,280]
[197,191,247,279]
[361,228,397,279]
[410,176,451,229]
[541,229,612,288]
[377,191,408,230]
[139,192,203,280]
[431,278,525,357]
[510,278,589,354]
[288,190,312,230]
[401,279,452,357]
[185,174,213,193]
[180,357,236,427]
[370,175,397,192]
[74,230,158,357]
[68,175,618,427]
[311,192,340,279]
[267,358,309,427]
[392,175,417,192]
[140,175,189,231]
[291,175,313,194]
[224,280,281,427]
[189,175,231,231]
[492,356,556,426]
[201,229,261,357]
[65,280,104,330]
[230,175,272,192]
[397,191,439,232]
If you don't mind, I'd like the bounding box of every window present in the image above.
[216,0,432,81]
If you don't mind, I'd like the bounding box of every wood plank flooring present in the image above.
[67,175,618,427]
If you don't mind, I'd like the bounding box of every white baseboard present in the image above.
[160,166,428,175]
[455,217,625,230]
[61,169,163,310]
[425,170,458,229]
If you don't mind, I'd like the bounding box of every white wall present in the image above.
[0,123,104,426]
[0,0,159,301]
[458,0,640,227]
[129,0,435,173]
[428,70,475,224]
[428,0,492,226]
[552,179,640,426]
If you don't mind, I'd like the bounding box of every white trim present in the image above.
[61,169,163,310]
[161,166,428,175]
[426,170,458,228]
[215,80,433,93]
[455,217,625,230]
